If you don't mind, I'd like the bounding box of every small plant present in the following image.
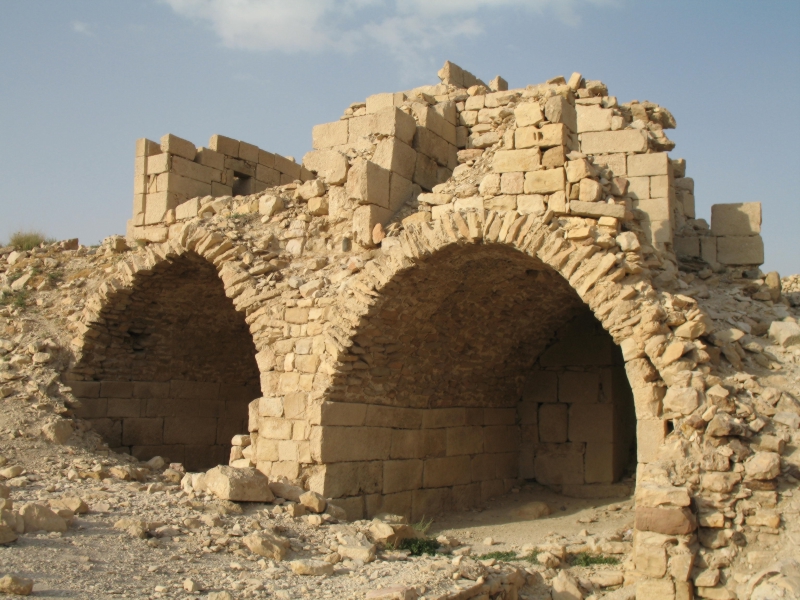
[0,290,28,309]
[13,291,28,309]
[9,230,53,251]
[397,537,439,557]
[479,551,517,561]
[569,552,620,567]
[412,516,434,535]
[520,551,540,563]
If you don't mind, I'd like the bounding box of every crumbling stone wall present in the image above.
[65,62,794,598]
[70,252,260,470]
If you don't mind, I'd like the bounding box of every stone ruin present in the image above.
[62,61,796,598]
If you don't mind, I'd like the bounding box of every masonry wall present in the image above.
[70,252,260,470]
[519,310,636,487]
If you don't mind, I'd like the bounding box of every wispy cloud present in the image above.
[71,21,93,36]
[162,0,615,58]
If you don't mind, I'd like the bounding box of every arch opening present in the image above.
[316,244,637,520]
[71,252,260,471]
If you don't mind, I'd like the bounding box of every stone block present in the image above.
[106,398,144,418]
[314,426,392,462]
[74,398,108,419]
[636,507,696,535]
[637,419,667,463]
[539,404,568,443]
[238,141,259,163]
[312,121,348,149]
[423,456,471,488]
[122,418,163,446]
[372,137,417,180]
[559,371,600,403]
[446,426,483,456]
[317,401,367,426]
[163,417,217,445]
[255,164,281,186]
[584,443,617,483]
[484,426,520,453]
[389,173,414,212]
[195,147,225,171]
[347,159,391,208]
[524,371,558,403]
[144,191,181,224]
[627,176,650,200]
[412,487,451,521]
[383,460,423,494]
[205,466,272,502]
[302,149,349,185]
[438,60,483,88]
[100,381,134,398]
[576,105,613,133]
[544,96,577,133]
[88,418,121,446]
[627,152,670,177]
[353,204,393,247]
[711,202,761,236]
[635,579,674,600]
[209,134,239,157]
[366,92,405,114]
[524,168,566,194]
[365,405,422,429]
[515,103,544,127]
[155,173,211,200]
[171,156,220,184]
[413,153,439,190]
[422,408,465,428]
[635,197,671,221]
[274,155,301,179]
[515,123,568,149]
[569,404,614,443]
[135,138,161,158]
[160,133,196,161]
[414,128,453,167]
[580,130,648,154]
[170,380,219,400]
[492,149,541,173]
[650,176,672,199]
[534,443,585,485]
[592,153,627,176]
[517,194,546,215]
[716,235,764,265]
[69,381,101,399]
[374,107,417,145]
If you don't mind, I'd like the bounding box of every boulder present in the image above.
[204,466,273,502]
[744,452,781,480]
[552,570,583,600]
[19,503,67,533]
[299,491,326,513]
[242,530,290,560]
[289,559,334,576]
[0,575,33,595]
[41,420,73,444]
[0,524,17,544]
[769,320,800,348]
[269,481,304,502]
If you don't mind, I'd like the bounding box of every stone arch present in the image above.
[67,227,268,470]
[269,207,678,521]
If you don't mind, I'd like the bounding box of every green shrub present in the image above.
[569,552,620,567]
[397,537,439,556]
[9,230,53,251]
[479,551,518,561]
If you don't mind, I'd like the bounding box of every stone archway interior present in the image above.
[72,252,261,471]
[316,244,636,519]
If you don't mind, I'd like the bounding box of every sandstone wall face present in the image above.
[63,62,792,598]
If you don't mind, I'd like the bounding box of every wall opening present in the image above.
[315,243,637,520]
[71,252,260,471]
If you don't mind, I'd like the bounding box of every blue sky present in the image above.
[1,0,798,274]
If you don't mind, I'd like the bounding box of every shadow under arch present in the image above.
[68,250,261,471]
[314,241,637,521]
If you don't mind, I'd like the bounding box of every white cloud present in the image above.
[162,0,614,57]
[71,20,93,36]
